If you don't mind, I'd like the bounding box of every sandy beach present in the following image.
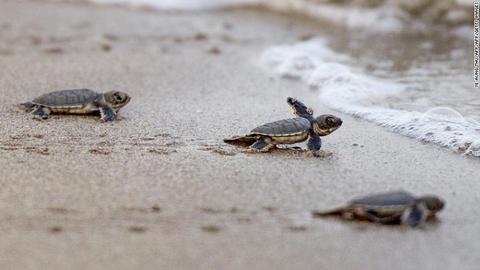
[0,1,479,269]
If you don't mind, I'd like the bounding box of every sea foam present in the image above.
[262,38,480,157]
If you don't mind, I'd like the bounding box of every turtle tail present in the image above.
[311,207,345,218]
[223,135,258,147]
[19,102,35,111]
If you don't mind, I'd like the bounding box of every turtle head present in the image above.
[416,195,445,213]
[401,196,444,227]
[313,114,343,136]
[103,91,131,110]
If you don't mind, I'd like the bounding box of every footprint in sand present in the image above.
[48,226,63,234]
[88,148,111,155]
[201,225,222,234]
[122,205,162,213]
[128,226,148,233]
[200,143,238,156]
[148,148,176,155]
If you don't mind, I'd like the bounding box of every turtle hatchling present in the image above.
[224,97,342,156]
[313,190,445,227]
[21,89,131,122]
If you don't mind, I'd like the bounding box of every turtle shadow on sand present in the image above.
[200,142,333,158]
[313,211,443,231]
[242,145,333,158]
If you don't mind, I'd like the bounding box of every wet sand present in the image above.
[0,1,479,269]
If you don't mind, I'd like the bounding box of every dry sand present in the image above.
[0,1,479,269]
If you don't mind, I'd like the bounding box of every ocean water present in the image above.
[91,0,471,32]
[91,0,413,32]
[91,0,256,10]
[91,0,479,157]
[262,38,480,157]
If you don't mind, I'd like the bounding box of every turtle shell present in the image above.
[250,117,311,144]
[32,89,100,108]
[251,117,310,136]
[349,191,415,214]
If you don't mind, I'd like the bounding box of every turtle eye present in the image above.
[327,117,336,125]
[114,94,123,102]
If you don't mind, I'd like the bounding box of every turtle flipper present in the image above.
[401,203,428,227]
[20,102,35,111]
[32,106,50,120]
[249,137,275,152]
[312,207,347,218]
[306,133,322,157]
[100,106,117,122]
[287,97,314,119]
[314,207,402,224]
[224,135,258,147]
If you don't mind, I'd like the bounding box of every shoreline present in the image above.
[0,1,479,270]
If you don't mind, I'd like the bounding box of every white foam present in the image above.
[262,38,480,157]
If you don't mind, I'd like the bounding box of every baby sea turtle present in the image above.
[21,88,131,122]
[224,97,342,156]
[313,190,445,227]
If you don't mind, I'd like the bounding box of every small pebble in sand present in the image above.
[43,47,63,54]
[262,206,276,213]
[207,46,221,55]
[128,226,147,233]
[32,134,44,139]
[151,205,161,212]
[201,225,222,233]
[101,43,112,52]
[194,33,208,41]
[48,226,63,234]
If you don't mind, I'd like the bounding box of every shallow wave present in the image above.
[262,38,480,157]
[90,0,256,10]
[90,0,408,32]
